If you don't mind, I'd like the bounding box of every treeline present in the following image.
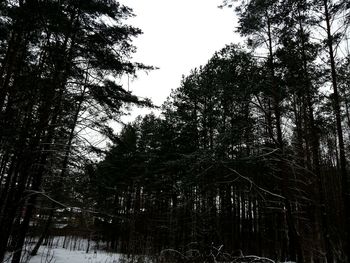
[87,0,350,262]
[0,1,151,262]
[1,0,350,263]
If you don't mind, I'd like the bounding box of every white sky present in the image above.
[118,0,241,121]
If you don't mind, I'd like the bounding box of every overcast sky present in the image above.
[117,0,240,122]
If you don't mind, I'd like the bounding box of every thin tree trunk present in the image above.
[30,209,54,256]
[266,13,304,262]
[323,1,350,260]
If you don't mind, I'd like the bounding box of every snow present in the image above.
[4,237,123,263]
[28,247,120,263]
[4,236,293,263]
[4,247,121,263]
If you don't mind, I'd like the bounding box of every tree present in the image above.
[0,1,151,262]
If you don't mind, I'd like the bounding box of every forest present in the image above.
[0,0,350,263]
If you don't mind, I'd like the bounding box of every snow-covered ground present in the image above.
[4,236,294,263]
[4,247,121,263]
[26,247,120,263]
[4,237,123,263]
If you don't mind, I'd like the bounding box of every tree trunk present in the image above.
[30,209,54,256]
[323,1,350,260]
[266,13,304,262]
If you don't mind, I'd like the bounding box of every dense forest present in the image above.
[1,0,350,263]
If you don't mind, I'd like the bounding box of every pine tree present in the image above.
[0,1,151,262]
